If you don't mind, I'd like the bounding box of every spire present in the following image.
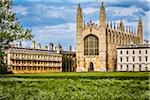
[99,1,106,27]
[129,26,130,33]
[126,26,128,33]
[78,3,80,8]
[114,22,116,29]
[139,17,142,24]
[76,3,83,33]
[137,17,143,44]
[102,1,104,8]
[120,18,124,31]
[132,27,134,34]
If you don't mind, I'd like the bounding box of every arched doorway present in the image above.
[88,62,94,72]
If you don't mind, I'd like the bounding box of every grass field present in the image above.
[0,72,150,100]
[1,72,149,79]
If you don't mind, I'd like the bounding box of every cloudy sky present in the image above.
[12,0,150,50]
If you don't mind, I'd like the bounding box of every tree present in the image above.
[0,0,33,73]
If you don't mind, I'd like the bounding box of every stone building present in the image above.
[76,2,143,72]
[5,41,76,73]
[5,42,62,74]
[117,44,150,71]
[62,50,76,72]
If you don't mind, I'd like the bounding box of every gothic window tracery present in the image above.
[84,34,99,55]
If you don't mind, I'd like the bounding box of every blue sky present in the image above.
[12,0,150,50]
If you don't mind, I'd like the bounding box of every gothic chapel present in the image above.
[76,2,143,72]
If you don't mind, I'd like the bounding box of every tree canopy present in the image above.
[0,0,33,73]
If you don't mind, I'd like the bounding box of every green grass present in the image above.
[1,72,149,79]
[0,72,149,100]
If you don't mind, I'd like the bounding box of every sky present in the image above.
[12,0,150,50]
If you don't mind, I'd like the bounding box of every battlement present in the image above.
[83,21,99,30]
[106,21,138,36]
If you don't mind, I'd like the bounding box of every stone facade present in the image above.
[5,47,62,73]
[76,2,143,72]
[117,45,150,71]
[62,51,76,72]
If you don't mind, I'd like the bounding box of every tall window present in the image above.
[120,51,122,54]
[126,57,128,62]
[139,50,141,54]
[133,50,135,54]
[133,64,135,71]
[133,57,135,62]
[120,57,122,62]
[139,65,141,71]
[139,56,141,62]
[84,35,99,55]
[120,65,122,71]
[126,51,128,54]
[145,56,148,62]
[127,65,129,71]
[145,50,148,54]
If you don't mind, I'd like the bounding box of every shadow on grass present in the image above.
[1,75,149,80]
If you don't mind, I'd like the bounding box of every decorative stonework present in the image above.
[76,2,143,72]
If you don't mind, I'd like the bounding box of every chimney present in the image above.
[49,43,54,51]
[32,41,35,49]
[69,45,72,51]
[45,45,48,50]
[37,43,41,49]
[56,46,61,53]
[56,43,62,53]
[19,41,22,48]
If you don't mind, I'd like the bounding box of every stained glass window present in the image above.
[84,35,99,55]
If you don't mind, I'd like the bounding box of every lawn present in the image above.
[0,72,150,100]
[1,72,149,79]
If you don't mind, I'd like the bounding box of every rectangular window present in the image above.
[139,65,141,71]
[133,57,135,62]
[139,50,141,54]
[133,50,135,54]
[139,56,141,62]
[127,65,128,71]
[145,50,148,54]
[126,57,128,62]
[120,51,122,54]
[145,56,148,62]
[120,57,122,62]
[126,51,128,54]
[133,65,135,71]
[120,65,122,71]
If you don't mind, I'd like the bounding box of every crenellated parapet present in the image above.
[106,18,141,46]
[83,21,99,30]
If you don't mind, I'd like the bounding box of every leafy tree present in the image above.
[0,0,33,73]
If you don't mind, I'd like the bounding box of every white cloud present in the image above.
[34,4,75,19]
[83,7,98,14]
[13,6,28,16]
[31,23,76,50]
[71,0,120,3]
[106,6,144,16]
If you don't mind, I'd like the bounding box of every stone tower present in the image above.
[76,4,83,71]
[99,2,107,71]
[76,2,107,72]
[137,17,143,44]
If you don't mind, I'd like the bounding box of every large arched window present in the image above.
[84,34,99,55]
